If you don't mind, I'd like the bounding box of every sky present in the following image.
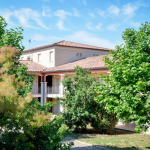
[0,0,150,50]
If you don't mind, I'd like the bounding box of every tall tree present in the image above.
[0,16,33,97]
[0,17,73,149]
[95,22,150,132]
[61,66,117,132]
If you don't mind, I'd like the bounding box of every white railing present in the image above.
[47,86,61,95]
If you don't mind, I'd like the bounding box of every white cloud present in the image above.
[56,20,67,30]
[88,12,95,18]
[97,8,105,17]
[72,8,80,17]
[0,9,13,24]
[122,3,138,17]
[107,23,120,31]
[13,8,50,29]
[108,5,120,16]
[130,21,141,27]
[54,10,72,19]
[31,33,61,41]
[82,0,86,5]
[66,31,115,49]
[42,5,51,17]
[95,23,102,30]
[86,22,94,31]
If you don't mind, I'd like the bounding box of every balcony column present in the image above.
[60,74,64,96]
[41,75,47,106]
[59,74,64,112]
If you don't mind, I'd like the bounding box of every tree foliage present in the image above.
[0,46,73,150]
[0,17,73,149]
[61,66,117,132]
[95,22,150,132]
[0,16,33,97]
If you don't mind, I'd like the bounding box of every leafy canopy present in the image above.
[0,16,73,149]
[95,22,150,132]
[0,16,33,97]
[61,66,117,132]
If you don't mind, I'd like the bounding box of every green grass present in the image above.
[69,129,150,150]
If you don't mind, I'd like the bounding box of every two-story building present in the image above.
[20,40,150,134]
[20,40,111,114]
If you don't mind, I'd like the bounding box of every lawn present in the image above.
[69,128,150,150]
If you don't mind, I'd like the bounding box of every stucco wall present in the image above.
[21,47,55,68]
[31,75,38,94]
[55,46,111,67]
[51,98,60,114]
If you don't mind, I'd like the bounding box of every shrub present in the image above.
[60,66,117,133]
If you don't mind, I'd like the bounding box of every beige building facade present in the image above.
[21,40,111,114]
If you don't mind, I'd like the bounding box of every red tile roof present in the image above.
[20,60,47,72]
[23,40,113,53]
[44,55,107,72]
[20,55,109,73]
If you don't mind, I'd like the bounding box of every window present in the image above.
[76,53,79,58]
[38,54,41,62]
[21,57,24,60]
[27,56,30,60]
[80,53,82,58]
[49,51,54,62]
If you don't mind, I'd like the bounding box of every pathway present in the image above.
[63,137,109,150]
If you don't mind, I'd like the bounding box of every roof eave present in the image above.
[43,67,108,73]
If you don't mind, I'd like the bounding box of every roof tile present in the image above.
[23,40,113,52]
[20,60,47,72]
[44,55,107,72]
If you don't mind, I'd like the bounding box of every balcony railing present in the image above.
[47,86,61,95]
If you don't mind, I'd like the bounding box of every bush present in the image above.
[91,107,118,133]
[0,99,73,150]
[60,66,117,133]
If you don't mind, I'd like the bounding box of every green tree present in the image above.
[0,17,73,149]
[0,16,33,97]
[95,22,150,132]
[0,46,72,150]
[61,66,117,132]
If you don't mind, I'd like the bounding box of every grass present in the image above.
[69,128,150,150]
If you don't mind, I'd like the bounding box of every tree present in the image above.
[95,22,150,132]
[0,16,33,97]
[61,66,117,132]
[0,45,73,150]
[0,17,73,149]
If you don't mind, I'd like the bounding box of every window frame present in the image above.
[76,53,79,59]
[80,53,82,58]
[49,51,54,62]
[38,53,41,62]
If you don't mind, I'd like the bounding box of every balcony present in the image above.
[46,86,63,98]
[31,86,42,97]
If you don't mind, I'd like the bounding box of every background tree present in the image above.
[95,22,150,132]
[0,16,33,97]
[0,46,72,150]
[0,16,73,149]
[61,66,117,132]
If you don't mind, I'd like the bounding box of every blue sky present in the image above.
[0,0,150,50]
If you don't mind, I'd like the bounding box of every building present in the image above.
[20,40,150,133]
[20,40,111,114]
